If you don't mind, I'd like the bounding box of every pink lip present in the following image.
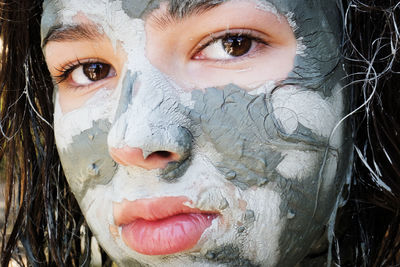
[113,196,218,255]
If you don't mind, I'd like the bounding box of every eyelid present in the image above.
[54,58,104,78]
[53,58,115,87]
[190,28,270,59]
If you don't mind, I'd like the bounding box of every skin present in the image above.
[42,0,351,266]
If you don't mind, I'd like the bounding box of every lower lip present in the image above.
[121,213,217,255]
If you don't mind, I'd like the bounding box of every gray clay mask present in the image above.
[42,0,351,266]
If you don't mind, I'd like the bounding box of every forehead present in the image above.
[41,0,226,24]
[41,0,222,43]
[41,0,337,36]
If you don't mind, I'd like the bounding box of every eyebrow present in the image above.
[42,0,226,46]
[42,24,103,47]
[149,0,226,30]
[169,0,226,18]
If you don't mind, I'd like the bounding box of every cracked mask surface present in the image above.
[42,0,352,266]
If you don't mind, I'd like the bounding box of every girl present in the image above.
[0,0,399,266]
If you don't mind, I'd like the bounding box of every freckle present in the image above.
[219,215,228,227]
[238,199,247,211]
[134,80,141,94]
[109,224,120,240]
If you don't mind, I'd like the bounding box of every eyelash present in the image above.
[192,29,269,60]
[54,59,83,84]
[54,58,108,86]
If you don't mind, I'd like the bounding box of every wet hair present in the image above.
[0,0,399,266]
[334,0,400,265]
[0,1,96,266]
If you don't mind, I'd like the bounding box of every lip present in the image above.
[113,196,218,255]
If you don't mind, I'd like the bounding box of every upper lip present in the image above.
[113,196,217,226]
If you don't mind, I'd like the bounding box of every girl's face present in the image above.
[42,0,351,266]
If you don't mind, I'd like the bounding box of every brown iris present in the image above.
[222,35,252,57]
[83,63,111,81]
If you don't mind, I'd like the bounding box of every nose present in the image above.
[110,147,181,170]
[108,70,192,177]
[109,123,192,174]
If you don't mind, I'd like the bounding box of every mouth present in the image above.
[113,196,218,255]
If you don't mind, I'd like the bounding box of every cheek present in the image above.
[187,85,341,191]
[57,77,121,113]
[53,87,120,199]
[270,86,346,199]
[271,86,343,139]
[240,187,285,264]
[79,186,128,259]
[188,85,343,227]
[276,151,321,180]
[54,89,110,150]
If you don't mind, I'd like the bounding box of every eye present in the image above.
[76,63,111,82]
[220,35,252,57]
[192,31,268,61]
[56,60,116,87]
[199,35,253,59]
[71,62,116,85]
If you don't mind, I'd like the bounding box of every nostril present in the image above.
[109,147,182,170]
[146,150,180,163]
[154,151,172,159]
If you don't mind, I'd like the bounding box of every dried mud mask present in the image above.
[42,0,351,266]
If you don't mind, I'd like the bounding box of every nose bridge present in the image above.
[107,65,192,173]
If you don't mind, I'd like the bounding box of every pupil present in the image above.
[222,35,252,57]
[83,63,110,81]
